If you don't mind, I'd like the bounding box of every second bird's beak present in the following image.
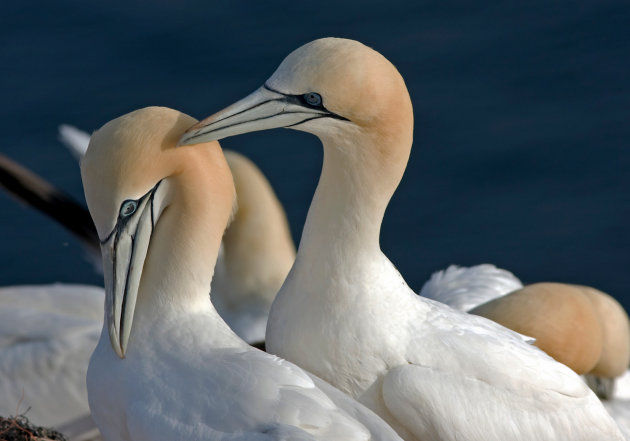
[100,184,160,359]
[179,85,330,146]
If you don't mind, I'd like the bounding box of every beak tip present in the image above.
[111,341,126,359]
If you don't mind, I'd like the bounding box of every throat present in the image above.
[135,200,221,318]
[295,141,394,273]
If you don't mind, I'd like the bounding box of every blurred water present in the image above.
[1,1,628,307]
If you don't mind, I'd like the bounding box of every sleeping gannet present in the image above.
[420,266,630,398]
[82,106,402,441]
[179,38,624,440]
[469,284,630,380]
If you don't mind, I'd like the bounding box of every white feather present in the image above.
[419,264,523,312]
[58,124,91,160]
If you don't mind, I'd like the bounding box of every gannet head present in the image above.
[179,38,413,152]
[81,107,228,358]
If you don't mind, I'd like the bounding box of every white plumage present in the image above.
[419,264,523,312]
[0,284,102,439]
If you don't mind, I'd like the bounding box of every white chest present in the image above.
[267,255,418,398]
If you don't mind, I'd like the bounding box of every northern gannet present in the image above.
[82,106,402,441]
[59,125,294,344]
[420,265,630,398]
[179,38,624,440]
[469,284,630,383]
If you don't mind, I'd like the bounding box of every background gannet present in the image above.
[180,38,624,440]
[469,284,630,384]
[82,106,402,441]
[212,150,296,343]
[420,265,630,398]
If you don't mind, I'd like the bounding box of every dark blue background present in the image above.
[1,1,628,308]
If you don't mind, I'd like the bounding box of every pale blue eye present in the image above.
[120,200,137,218]
[304,92,322,106]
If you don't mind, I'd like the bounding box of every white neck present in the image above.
[133,180,230,332]
[293,131,407,280]
[267,128,414,359]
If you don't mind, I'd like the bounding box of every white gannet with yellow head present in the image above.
[59,124,295,344]
[179,38,624,440]
[82,106,403,441]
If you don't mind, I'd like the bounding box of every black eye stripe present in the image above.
[263,84,325,110]
[261,84,351,122]
[100,181,163,245]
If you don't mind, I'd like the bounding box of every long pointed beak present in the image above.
[178,86,329,146]
[100,187,157,359]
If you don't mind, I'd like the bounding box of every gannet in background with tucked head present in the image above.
[469,284,630,389]
[82,106,402,441]
[180,38,624,440]
[420,266,630,398]
[212,150,295,343]
[57,125,294,343]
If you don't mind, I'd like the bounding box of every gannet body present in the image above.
[0,284,102,439]
[604,373,630,439]
[180,38,623,440]
[57,125,294,343]
[83,107,401,441]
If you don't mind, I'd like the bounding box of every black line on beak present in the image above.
[263,84,350,122]
[118,231,135,349]
[186,110,329,143]
[285,115,329,128]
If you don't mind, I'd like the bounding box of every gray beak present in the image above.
[178,84,347,146]
[100,182,160,358]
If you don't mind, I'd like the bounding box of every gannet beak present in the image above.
[179,85,347,146]
[100,182,161,359]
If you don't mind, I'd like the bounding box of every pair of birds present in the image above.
[76,37,626,441]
